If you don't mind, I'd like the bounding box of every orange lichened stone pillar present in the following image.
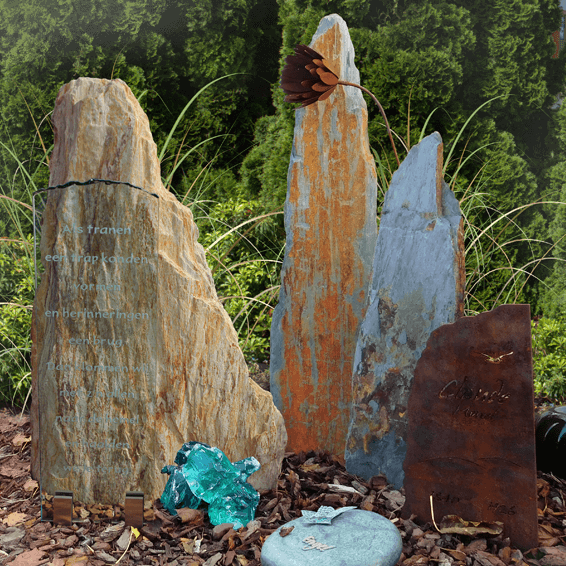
[270,14,378,462]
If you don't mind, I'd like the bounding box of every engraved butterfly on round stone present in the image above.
[300,505,357,525]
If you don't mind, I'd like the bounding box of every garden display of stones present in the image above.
[260,507,402,566]
[270,14,378,462]
[345,131,465,489]
[5,415,566,565]
[30,77,287,510]
[403,304,538,550]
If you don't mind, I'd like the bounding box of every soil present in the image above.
[1,369,565,566]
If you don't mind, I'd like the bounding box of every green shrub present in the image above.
[0,233,35,408]
[194,196,283,362]
[532,317,566,399]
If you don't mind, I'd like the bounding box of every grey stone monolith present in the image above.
[344,132,465,489]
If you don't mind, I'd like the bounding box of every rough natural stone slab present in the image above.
[344,132,465,488]
[270,14,378,461]
[260,509,402,566]
[32,179,161,511]
[30,77,287,505]
[403,304,538,550]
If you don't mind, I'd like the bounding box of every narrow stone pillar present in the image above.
[345,132,465,488]
[270,14,378,461]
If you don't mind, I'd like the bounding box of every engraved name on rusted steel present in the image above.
[402,304,538,550]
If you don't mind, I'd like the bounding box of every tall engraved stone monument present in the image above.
[270,14,378,461]
[345,132,465,488]
[31,78,287,511]
[32,179,159,514]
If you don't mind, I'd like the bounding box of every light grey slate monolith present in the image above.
[344,132,465,489]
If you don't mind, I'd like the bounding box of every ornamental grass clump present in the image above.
[280,44,400,166]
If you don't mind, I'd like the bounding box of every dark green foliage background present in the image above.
[1,0,566,401]
[239,0,566,316]
[0,0,283,242]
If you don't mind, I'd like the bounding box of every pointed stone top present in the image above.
[49,77,167,199]
[309,14,363,112]
[383,132,443,216]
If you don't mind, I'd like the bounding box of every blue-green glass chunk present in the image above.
[160,442,261,527]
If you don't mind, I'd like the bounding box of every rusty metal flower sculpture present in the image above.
[280,44,400,166]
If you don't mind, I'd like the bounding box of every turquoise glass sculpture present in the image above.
[160,441,260,529]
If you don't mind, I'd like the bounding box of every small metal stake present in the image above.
[53,491,73,525]
[125,491,144,527]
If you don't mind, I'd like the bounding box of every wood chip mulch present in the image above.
[1,396,566,566]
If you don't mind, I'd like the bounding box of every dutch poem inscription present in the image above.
[36,184,158,503]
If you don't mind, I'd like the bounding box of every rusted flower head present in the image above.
[280,44,339,107]
[280,43,401,166]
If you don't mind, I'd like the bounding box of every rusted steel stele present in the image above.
[402,304,538,551]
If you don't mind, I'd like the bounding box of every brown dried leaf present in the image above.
[280,526,294,537]
[12,433,30,448]
[538,523,562,547]
[538,478,551,498]
[541,536,562,547]
[2,512,27,526]
[176,507,203,524]
[498,546,512,563]
[437,515,504,536]
[442,548,467,561]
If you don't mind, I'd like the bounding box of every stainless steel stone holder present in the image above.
[52,490,144,527]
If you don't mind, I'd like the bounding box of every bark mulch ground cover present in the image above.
[1,369,566,566]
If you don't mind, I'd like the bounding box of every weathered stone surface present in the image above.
[402,304,538,551]
[344,132,465,488]
[270,14,378,461]
[30,77,287,505]
[261,509,402,566]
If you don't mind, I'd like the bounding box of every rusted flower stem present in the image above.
[338,80,400,167]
